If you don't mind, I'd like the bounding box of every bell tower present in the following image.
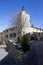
[21,7,31,27]
[17,7,32,39]
[20,7,32,34]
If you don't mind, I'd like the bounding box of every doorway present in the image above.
[18,37,20,43]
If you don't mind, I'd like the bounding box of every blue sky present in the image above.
[0,0,43,31]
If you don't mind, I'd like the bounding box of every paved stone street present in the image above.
[0,41,43,65]
[0,48,8,61]
[0,48,21,65]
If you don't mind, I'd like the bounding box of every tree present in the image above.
[10,8,31,41]
[20,34,30,53]
[10,12,27,38]
[9,14,18,27]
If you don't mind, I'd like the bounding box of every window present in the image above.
[11,29,14,31]
[10,33,16,37]
[13,33,16,37]
[6,35,8,38]
[39,33,40,36]
[10,33,12,37]
[37,29,38,31]
[6,30,8,32]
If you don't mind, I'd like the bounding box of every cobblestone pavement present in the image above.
[0,41,43,65]
[0,48,8,61]
[0,54,21,65]
[0,48,21,65]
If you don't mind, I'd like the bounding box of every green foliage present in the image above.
[20,35,30,53]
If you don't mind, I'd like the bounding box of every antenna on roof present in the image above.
[22,6,25,11]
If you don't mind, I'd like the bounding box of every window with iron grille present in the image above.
[10,33,12,37]
[13,33,16,37]
[6,35,8,38]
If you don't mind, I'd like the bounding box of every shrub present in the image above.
[20,34,30,53]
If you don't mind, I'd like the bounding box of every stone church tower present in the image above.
[16,7,32,38]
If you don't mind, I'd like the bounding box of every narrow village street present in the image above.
[0,48,20,65]
[0,41,43,65]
